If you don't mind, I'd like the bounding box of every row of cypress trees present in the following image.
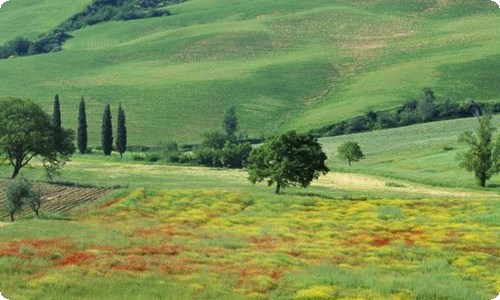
[54,95,127,157]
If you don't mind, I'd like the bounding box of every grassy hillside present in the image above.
[0,0,498,145]
[322,115,500,188]
[0,0,91,43]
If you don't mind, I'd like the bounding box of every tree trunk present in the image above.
[348,159,351,167]
[11,164,21,179]
[10,213,14,222]
[275,181,281,194]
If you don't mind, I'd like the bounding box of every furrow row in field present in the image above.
[0,180,111,219]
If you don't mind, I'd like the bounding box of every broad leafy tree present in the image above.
[116,104,127,158]
[102,103,113,156]
[457,115,500,187]
[0,99,75,179]
[247,131,329,194]
[337,141,364,166]
[77,97,88,154]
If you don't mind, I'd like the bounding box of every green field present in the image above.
[1,1,500,299]
[0,0,498,144]
[1,115,500,299]
[0,188,498,299]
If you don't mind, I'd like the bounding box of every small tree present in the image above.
[0,99,75,179]
[223,106,238,139]
[77,97,88,154]
[102,103,113,156]
[417,88,436,122]
[247,131,329,194]
[116,104,127,158]
[457,115,500,187]
[5,178,42,221]
[337,141,364,166]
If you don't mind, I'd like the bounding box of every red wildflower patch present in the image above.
[371,237,391,247]
[404,237,415,246]
[249,236,282,250]
[0,239,73,259]
[99,198,121,209]
[139,244,179,256]
[113,256,147,272]
[57,251,94,266]
[160,258,193,275]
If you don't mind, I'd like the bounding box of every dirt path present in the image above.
[315,172,500,199]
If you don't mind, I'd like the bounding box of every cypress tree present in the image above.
[223,105,238,139]
[53,94,62,132]
[116,104,127,158]
[102,103,113,156]
[77,97,88,154]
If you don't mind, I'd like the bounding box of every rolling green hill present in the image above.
[0,0,498,145]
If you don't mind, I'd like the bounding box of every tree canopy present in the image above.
[247,131,329,194]
[337,141,364,166]
[457,115,500,187]
[0,99,75,179]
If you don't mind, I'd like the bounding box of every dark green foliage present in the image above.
[311,88,499,137]
[197,132,251,168]
[202,131,227,150]
[0,31,71,59]
[457,115,500,187]
[223,106,238,139]
[0,99,75,179]
[247,131,329,194]
[197,148,223,168]
[0,37,31,58]
[338,141,364,166]
[58,0,175,32]
[53,94,62,133]
[102,103,113,156]
[77,97,88,154]
[221,142,252,169]
[0,0,180,59]
[417,88,436,122]
[116,104,127,158]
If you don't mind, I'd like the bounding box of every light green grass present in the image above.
[0,0,498,144]
[321,116,500,188]
[0,0,91,43]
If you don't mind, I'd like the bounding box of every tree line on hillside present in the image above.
[0,0,183,59]
[311,88,500,137]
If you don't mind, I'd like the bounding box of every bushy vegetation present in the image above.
[0,0,180,59]
[58,0,178,32]
[311,89,500,137]
[5,178,42,221]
